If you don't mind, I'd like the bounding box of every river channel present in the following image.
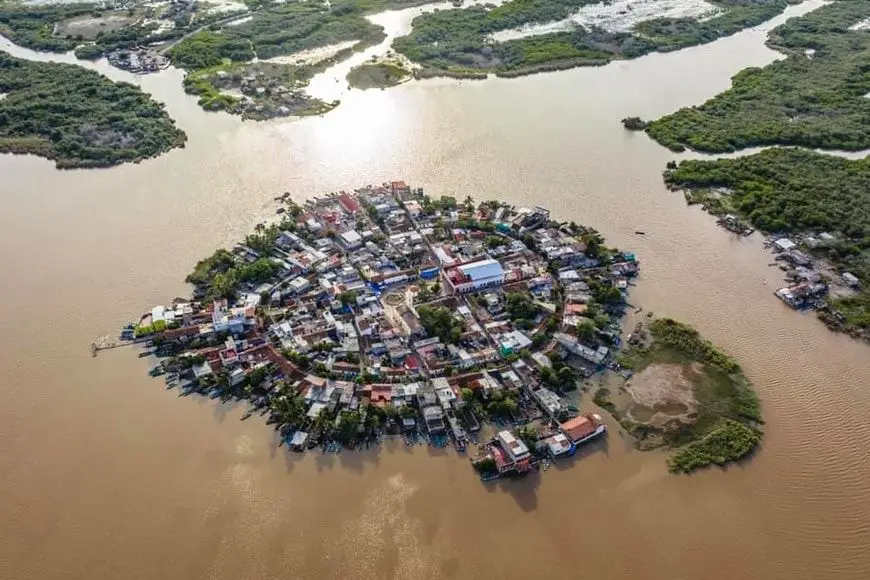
[2,1,869,579]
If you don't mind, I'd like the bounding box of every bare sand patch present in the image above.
[624,362,699,426]
[55,14,137,40]
[262,41,359,66]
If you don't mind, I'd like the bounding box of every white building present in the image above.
[340,230,362,250]
[446,258,505,293]
[496,430,530,463]
[288,277,311,294]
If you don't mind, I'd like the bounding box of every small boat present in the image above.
[240,409,255,421]
[634,231,645,235]
[208,388,223,399]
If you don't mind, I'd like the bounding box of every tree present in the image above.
[517,425,539,451]
[557,366,577,390]
[314,407,332,435]
[417,305,463,344]
[460,387,474,402]
[540,367,557,387]
[506,292,537,320]
[338,290,357,307]
[575,318,597,342]
[272,395,305,427]
[336,411,361,443]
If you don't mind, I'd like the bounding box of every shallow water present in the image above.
[2,1,870,579]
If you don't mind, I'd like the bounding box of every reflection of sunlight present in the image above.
[336,474,437,578]
[306,0,507,102]
[278,89,409,162]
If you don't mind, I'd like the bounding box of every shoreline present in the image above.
[663,149,870,344]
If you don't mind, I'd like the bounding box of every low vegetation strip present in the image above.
[644,0,870,153]
[609,318,762,473]
[664,148,870,336]
[392,0,791,77]
[0,52,186,168]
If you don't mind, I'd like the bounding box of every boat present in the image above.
[634,230,645,235]
[240,409,255,421]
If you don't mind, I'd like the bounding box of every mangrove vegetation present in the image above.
[664,147,870,336]
[346,60,410,89]
[0,52,186,168]
[392,0,794,77]
[645,0,870,152]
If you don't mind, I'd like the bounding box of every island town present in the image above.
[117,182,640,480]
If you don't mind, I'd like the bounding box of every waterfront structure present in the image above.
[129,182,638,481]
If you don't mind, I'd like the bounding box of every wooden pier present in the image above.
[90,336,138,357]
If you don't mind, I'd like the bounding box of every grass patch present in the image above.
[347,61,409,89]
[593,387,617,415]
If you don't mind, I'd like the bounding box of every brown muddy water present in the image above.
[1,1,869,578]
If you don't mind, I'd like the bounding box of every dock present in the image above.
[90,336,139,357]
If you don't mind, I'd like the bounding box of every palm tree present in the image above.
[314,407,332,436]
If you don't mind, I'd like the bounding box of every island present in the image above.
[107,182,759,477]
[347,58,411,90]
[596,317,762,473]
[0,52,185,168]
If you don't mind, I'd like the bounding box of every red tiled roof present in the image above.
[161,325,200,339]
[338,193,361,214]
[561,415,597,442]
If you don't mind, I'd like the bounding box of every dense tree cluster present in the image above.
[168,1,390,70]
[646,1,870,152]
[346,61,410,89]
[667,419,762,474]
[0,4,193,59]
[0,53,186,168]
[417,305,463,344]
